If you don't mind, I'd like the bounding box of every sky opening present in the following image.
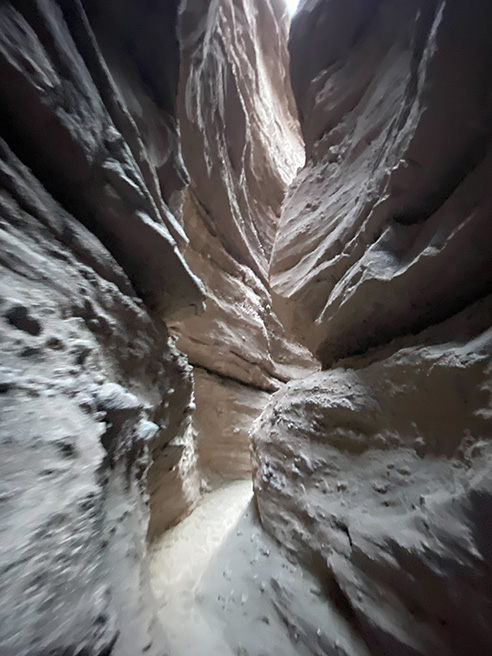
[285,0,300,15]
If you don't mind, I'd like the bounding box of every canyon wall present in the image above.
[253,1,492,654]
[0,1,202,653]
[173,0,317,481]
[0,0,311,654]
[3,0,491,654]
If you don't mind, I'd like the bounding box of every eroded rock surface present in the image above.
[0,0,316,653]
[253,1,492,654]
[0,1,202,653]
[254,299,492,655]
[271,0,492,365]
[172,0,318,479]
[193,368,269,480]
[3,0,491,653]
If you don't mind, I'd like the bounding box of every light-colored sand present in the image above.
[150,481,253,606]
[149,481,253,655]
[149,480,366,656]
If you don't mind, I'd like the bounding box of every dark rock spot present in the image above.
[57,440,76,458]
[0,381,12,394]
[21,346,42,358]
[5,304,42,336]
[46,336,65,350]
[73,344,92,366]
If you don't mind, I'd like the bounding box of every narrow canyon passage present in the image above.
[1,0,492,655]
[150,481,253,653]
[150,479,364,656]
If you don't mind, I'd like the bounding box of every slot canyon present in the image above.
[1,0,491,654]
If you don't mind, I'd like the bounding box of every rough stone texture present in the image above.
[146,356,201,543]
[271,0,492,365]
[179,0,302,284]
[0,139,182,656]
[193,368,269,481]
[253,299,492,655]
[172,0,318,479]
[0,1,202,653]
[253,1,492,654]
[171,193,315,393]
[5,0,492,653]
[0,0,204,320]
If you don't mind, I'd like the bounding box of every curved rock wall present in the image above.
[271,0,492,366]
[0,1,314,653]
[253,300,492,655]
[173,0,318,480]
[0,1,202,653]
[253,1,492,654]
[4,0,491,653]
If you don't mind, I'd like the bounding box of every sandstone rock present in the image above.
[0,1,203,653]
[253,297,492,654]
[179,0,303,282]
[172,0,318,479]
[252,2,492,653]
[174,0,317,390]
[0,0,204,320]
[5,0,492,653]
[0,138,188,655]
[193,368,270,480]
[271,0,492,365]
[171,193,316,393]
[0,2,314,651]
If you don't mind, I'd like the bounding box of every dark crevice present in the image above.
[329,286,492,370]
[191,364,274,394]
[82,0,181,116]
[0,5,204,318]
[0,141,134,296]
[0,71,117,273]
[392,134,491,226]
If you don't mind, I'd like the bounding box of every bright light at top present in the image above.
[285,0,300,15]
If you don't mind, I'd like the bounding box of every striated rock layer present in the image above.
[172,0,317,480]
[0,1,202,653]
[254,1,492,654]
[271,0,492,365]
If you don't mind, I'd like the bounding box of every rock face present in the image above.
[193,368,269,480]
[253,1,492,654]
[3,0,492,653]
[0,0,313,653]
[253,300,492,655]
[172,0,317,479]
[0,1,202,653]
[271,0,492,365]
